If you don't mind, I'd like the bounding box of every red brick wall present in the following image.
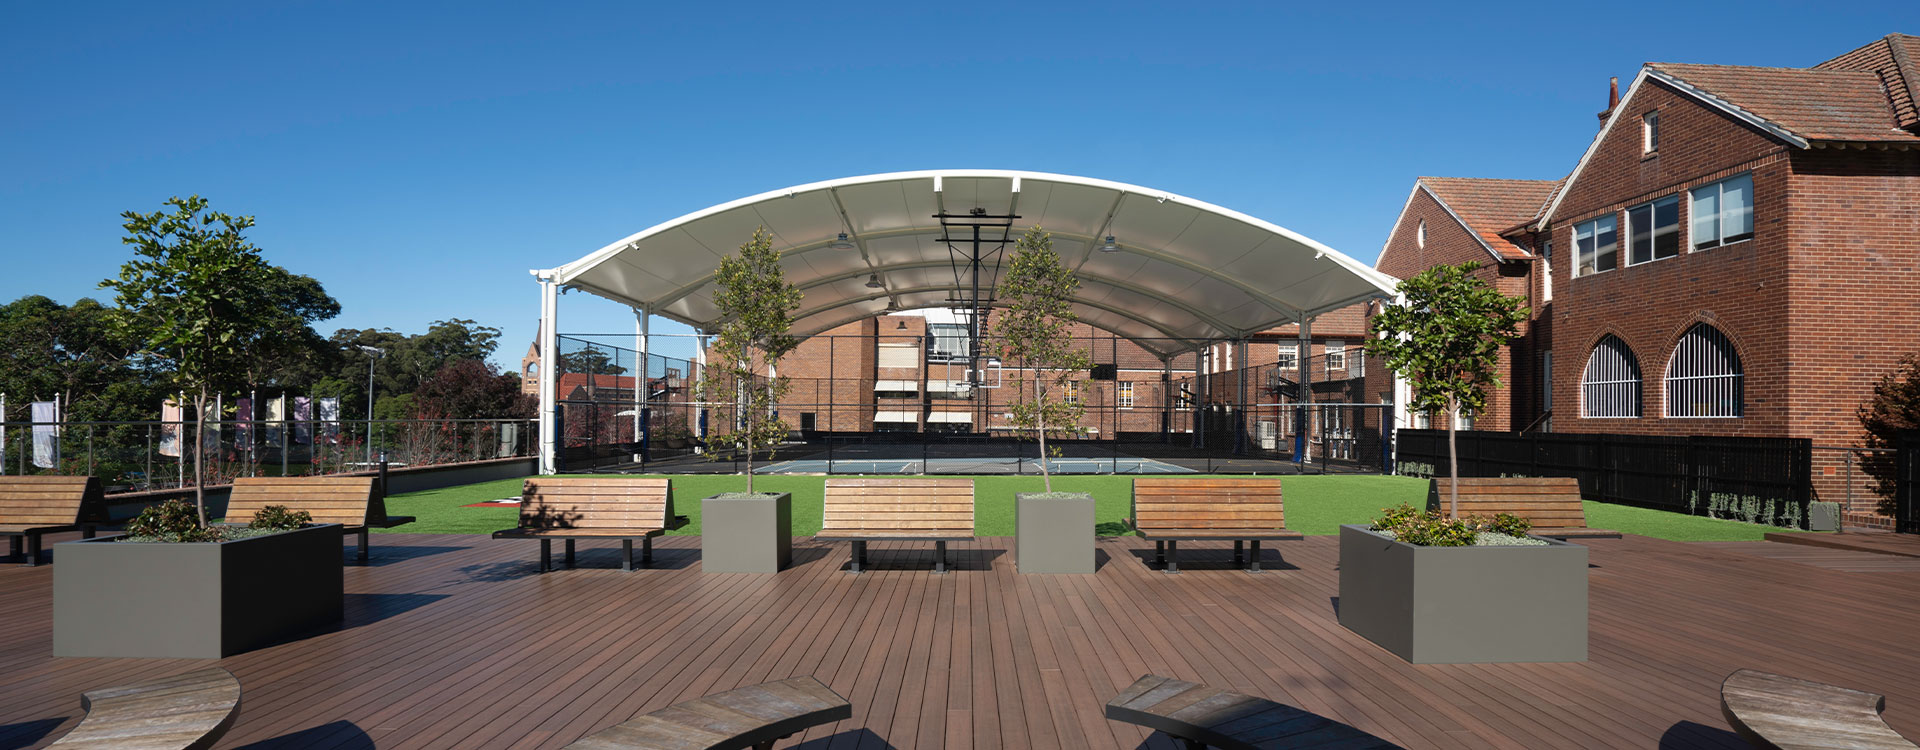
[1547,78,1795,437]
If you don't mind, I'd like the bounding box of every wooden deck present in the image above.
[5,532,1920,749]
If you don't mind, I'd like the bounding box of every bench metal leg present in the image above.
[1164,540,1179,574]
[642,536,653,566]
[25,534,41,567]
[81,525,97,540]
[934,540,949,574]
[539,539,551,573]
[564,539,577,568]
[622,539,634,571]
[1174,737,1207,750]
[357,529,370,563]
[1154,540,1165,567]
[7,535,19,562]
[849,541,866,574]
[1234,540,1245,566]
[1248,540,1263,573]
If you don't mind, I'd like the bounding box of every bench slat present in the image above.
[47,666,241,750]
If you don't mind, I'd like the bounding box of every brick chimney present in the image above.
[1596,76,1620,128]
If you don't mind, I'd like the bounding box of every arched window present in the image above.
[1665,324,1743,417]
[1416,219,1427,248]
[1582,335,1641,418]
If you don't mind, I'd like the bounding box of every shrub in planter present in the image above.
[54,500,343,658]
[1339,505,1586,664]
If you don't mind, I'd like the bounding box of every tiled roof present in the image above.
[1417,177,1562,259]
[1815,33,1920,130]
[1648,62,1920,144]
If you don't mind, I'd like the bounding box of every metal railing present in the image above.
[0,418,535,493]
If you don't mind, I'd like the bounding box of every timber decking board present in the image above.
[6,532,1920,748]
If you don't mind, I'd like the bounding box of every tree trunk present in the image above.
[1446,394,1460,519]
[1036,374,1051,493]
[193,389,209,527]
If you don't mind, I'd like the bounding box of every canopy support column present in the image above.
[694,333,708,454]
[535,271,560,475]
[1234,338,1248,455]
[634,308,649,465]
[1160,356,1171,443]
[1294,318,1313,465]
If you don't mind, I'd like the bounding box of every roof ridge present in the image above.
[1651,61,1876,76]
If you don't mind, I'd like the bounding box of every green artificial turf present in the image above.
[381,472,1810,542]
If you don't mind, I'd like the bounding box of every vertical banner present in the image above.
[30,400,58,469]
[159,398,183,458]
[234,396,253,452]
[203,395,222,456]
[265,396,285,446]
[317,397,340,445]
[293,396,313,445]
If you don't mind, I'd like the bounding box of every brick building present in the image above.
[1375,33,1920,514]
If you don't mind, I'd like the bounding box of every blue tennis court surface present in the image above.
[758,456,1195,475]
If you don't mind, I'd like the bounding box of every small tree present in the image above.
[1366,262,1527,518]
[694,227,802,494]
[102,196,338,525]
[991,226,1093,493]
[1856,354,1920,510]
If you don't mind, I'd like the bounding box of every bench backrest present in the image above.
[1429,477,1588,530]
[518,476,673,531]
[0,476,107,527]
[224,477,385,527]
[821,477,973,534]
[1132,477,1285,532]
[1720,669,1915,749]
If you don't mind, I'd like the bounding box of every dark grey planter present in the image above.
[1016,492,1095,574]
[1337,524,1587,664]
[1808,502,1840,532]
[53,524,346,658]
[701,492,792,573]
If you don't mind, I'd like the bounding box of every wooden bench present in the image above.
[1,476,107,567]
[1720,668,1918,750]
[1105,674,1398,749]
[493,476,680,572]
[1131,477,1302,573]
[46,666,242,750]
[563,676,851,750]
[221,476,414,563]
[1429,477,1620,539]
[816,477,973,573]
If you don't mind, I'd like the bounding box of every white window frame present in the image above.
[1690,173,1755,251]
[1325,341,1346,373]
[1064,379,1080,405]
[1664,324,1744,418]
[1117,381,1134,408]
[1276,342,1298,370]
[1642,111,1659,154]
[1581,336,1642,419]
[1417,219,1427,248]
[1572,214,1619,277]
[1625,195,1681,267]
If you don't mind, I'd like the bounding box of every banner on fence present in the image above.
[265,396,285,446]
[159,398,182,458]
[293,396,312,445]
[30,400,58,469]
[317,397,339,444]
[203,394,221,456]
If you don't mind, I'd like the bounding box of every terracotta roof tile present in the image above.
[1648,62,1920,143]
[1417,177,1562,259]
[1814,33,1920,130]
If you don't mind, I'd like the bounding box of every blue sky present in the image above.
[2,1,1907,367]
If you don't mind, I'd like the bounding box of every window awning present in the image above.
[873,411,918,422]
[874,379,919,392]
[927,412,973,423]
[543,170,1400,357]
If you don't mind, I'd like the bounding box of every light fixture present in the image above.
[864,274,883,289]
[1099,235,1119,253]
[830,233,855,251]
[884,298,901,312]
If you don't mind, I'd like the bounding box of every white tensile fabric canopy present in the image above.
[544,170,1398,357]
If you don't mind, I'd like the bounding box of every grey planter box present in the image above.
[53,524,346,658]
[1808,502,1840,532]
[1337,524,1587,664]
[701,493,792,573]
[1016,492,1095,574]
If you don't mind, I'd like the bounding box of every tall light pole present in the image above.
[355,345,385,466]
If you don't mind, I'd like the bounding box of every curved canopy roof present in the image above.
[548,170,1397,357]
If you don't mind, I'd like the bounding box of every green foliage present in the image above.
[1366,262,1526,517]
[1482,512,1533,538]
[1374,503,1422,531]
[248,504,312,531]
[694,227,803,493]
[1856,353,1920,509]
[990,226,1094,492]
[100,196,340,523]
[126,499,223,542]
